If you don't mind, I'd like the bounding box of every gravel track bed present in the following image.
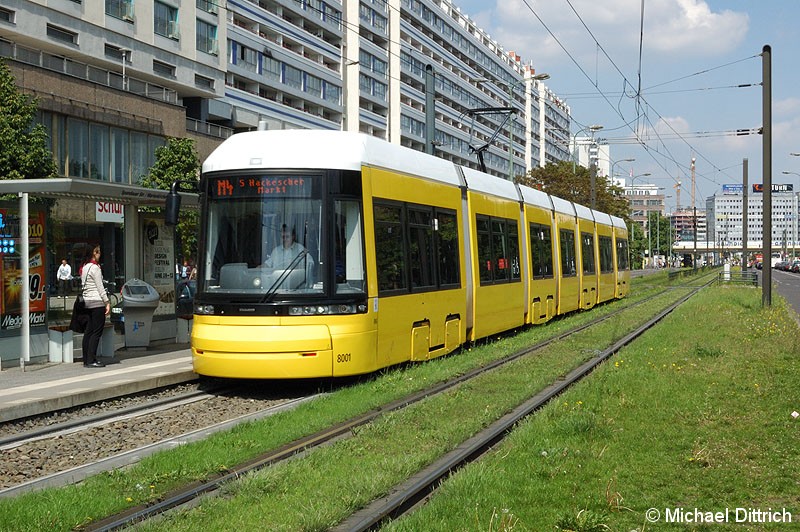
[0,386,292,489]
[0,384,202,439]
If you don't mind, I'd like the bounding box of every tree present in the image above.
[628,221,647,269]
[516,161,630,221]
[0,59,56,181]
[141,137,200,263]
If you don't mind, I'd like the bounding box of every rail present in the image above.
[668,265,715,282]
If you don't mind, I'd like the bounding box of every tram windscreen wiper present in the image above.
[261,249,309,303]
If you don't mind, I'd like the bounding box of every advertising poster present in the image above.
[141,217,175,317]
[0,208,47,337]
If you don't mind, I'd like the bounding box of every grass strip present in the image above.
[123,286,694,530]
[0,272,691,531]
[386,284,800,531]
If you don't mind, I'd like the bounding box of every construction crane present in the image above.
[674,180,681,211]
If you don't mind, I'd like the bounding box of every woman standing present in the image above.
[81,245,110,368]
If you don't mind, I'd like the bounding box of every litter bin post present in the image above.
[48,326,73,363]
[99,324,115,359]
[121,279,160,348]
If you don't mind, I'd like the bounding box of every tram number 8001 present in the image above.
[336,353,352,363]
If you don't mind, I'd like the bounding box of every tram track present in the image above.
[334,281,708,531]
[79,277,712,531]
[0,385,324,495]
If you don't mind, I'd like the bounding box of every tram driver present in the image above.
[264,224,315,287]
[266,225,307,268]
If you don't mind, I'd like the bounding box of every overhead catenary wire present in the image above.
[519,0,760,204]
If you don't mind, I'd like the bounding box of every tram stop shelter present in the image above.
[0,178,197,369]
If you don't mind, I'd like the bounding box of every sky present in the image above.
[452,0,798,212]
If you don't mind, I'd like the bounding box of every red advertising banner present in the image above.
[0,208,47,336]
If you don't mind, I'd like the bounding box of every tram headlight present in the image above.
[194,304,215,315]
[287,303,365,315]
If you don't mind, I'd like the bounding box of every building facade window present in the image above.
[106,0,133,21]
[196,19,218,54]
[46,24,78,45]
[41,113,163,184]
[196,0,218,15]
[154,2,179,39]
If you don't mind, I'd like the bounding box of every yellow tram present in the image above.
[183,130,629,379]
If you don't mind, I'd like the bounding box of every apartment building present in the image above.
[0,0,573,297]
[706,183,800,250]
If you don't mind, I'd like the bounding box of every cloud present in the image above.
[477,0,749,67]
[774,97,800,116]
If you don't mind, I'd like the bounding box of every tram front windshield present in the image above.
[200,174,365,298]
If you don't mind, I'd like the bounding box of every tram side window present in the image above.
[374,201,461,295]
[560,229,577,277]
[334,199,366,293]
[529,223,554,279]
[477,217,492,284]
[375,203,407,292]
[617,238,630,270]
[477,215,520,285]
[408,208,435,289]
[437,211,460,287]
[599,236,614,273]
[581,232,596,274]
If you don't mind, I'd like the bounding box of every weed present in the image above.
[555,509,610,531]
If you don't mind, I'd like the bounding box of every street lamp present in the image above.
[569,124,603,209]
[120,48,130,91]
[571,124,603,173]
[506,72,550,180]
[610,158,635,179]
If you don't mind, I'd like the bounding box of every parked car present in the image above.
[110,279,196,332]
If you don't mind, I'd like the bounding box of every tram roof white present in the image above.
[610,215,627,230]
[517,184,554,211]
[592,210,613,226]
[460,167,520,201]
[574,203,595,222]
[202,130,461,187]
[550,195,576,216]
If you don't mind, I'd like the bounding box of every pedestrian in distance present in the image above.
[80,245,111,368]
[56,258,72,298]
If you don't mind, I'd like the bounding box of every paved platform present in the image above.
[0,344,197,423]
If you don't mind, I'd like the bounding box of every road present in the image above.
[769,268,800,320]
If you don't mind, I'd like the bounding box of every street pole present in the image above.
[425,64,435,155]
[762,44,772,307]
[657,214,660,267]
[691,158,697,269]
[742,158,748,271]
[507,82,514,180]
[590,155,597,210]
[647,211,653,268]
